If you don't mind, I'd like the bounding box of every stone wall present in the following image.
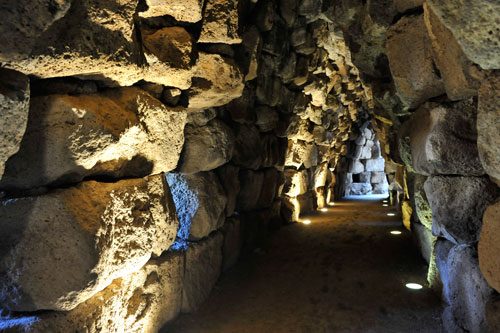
[0,0,499,331]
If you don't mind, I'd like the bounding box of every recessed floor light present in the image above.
[406,283,423,290]
[390,231,402,235]
[320,208,328,212]
[302,219,312,225]
[383,200,389,203]
[383,204,389,207]
[387,213,396,216]
[328,202,335,206]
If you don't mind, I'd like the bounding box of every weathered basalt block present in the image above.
[138,0,203,22]
[166,172,227,241]
[199,0,241,44]
[236,169,264,212]
[479,202,500,294]
[478,73,500,186]
[188,53,244,110]
[1,252,185,332]
[142,27,195,89]
[2,0,143,86]
[427,0,500,70]
[436,241,493,333]
[177,120,235,174]
[216,164,240,217]
[400,100,484,176]
[0,175,178,311]
[0,87,187,190]
[182,232,223,312]
[221,216,242,271]
[232,124,262,170]
[0,69,30,178]
[423,3,480,101]
[386,14,445,108]
[425,176,499,244]
[285,140,318,169]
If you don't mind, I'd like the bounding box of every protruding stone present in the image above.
[0,252,185,332]
[400,99,484,176]
[0,87,187,190]
[414,174,432,230]
[240,26,262,81]
[2,0,143,86]
[0,175,178,311]
[423,3,480,100]
[199,0,241,44]
[0,69,30,178]
[427,0,500,70]
[166,172,227,241]
[436,241,493,333]
[232,124,262,170]
[386,14,445,108]
[283,169,308,197]
[479,202,500,294]
[182,232,223,313]
[139,0,203,22]
[425,176,499,244]
[285,140,318,169]
[413,222,436,264]
[142,27,195,89]
[478,73,500,186]
[177,120,235,174]
[364,158,385,172]
[188,53,244,110]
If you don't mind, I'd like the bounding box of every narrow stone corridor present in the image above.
[162,199,442,332]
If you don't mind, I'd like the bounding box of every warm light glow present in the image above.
[320,208,328,212]
[302,219,312,225]
[383,200,389,203]
[390,231,402,235]
[383,204,389,207]
[405,283,423,290]
[387,213,396,216]
[328,202,335,206]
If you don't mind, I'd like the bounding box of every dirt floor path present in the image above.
[161,197,443,333]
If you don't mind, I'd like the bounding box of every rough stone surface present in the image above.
[256,106,279,132]
[139,0,203,22]
[236,169,264,212]
[199,0,241,44]
[216,164,240,217]
[427,0,500,70]
[414,174,432,230]
[142,27,195,89]
[400,100,484,176]
[1,252,185,332]
[413,222,436,264]
[221,216,242,271]
[386,14,445,108]
[425,176,499,244]
[166,172,227,241]
[285,140,318,169]
[0,87,187,190]
[1,0,143,86]
[232,125,262,170]
[364,158,385,172]
[486,296,500,333]
[423,3,480,100]
[182,232,223,313]
[478,73,500,185]
[0,69,30,178]
[188,53,244,110]
[436,241,493,333]
[479,202,500,294]
[0,175,178,311]
[177,120,235,174]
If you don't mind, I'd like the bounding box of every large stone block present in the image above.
[283,169,308,197]
[386,14,445,108]
[216,164,240,217]
[413,174,432,230]
[413,222,436,264]
[364,158,385,172]
[478,73,500,186]
[235,169,264,212]
[182,232,223,313]
[436,241,493,333]
[427,0,500,70]
[399,100,484,176]
[0,0,70,62]
[232,124,262,170]
[257,168,282,209]
[142,27,195,89]
[177,120,235,174]
[0,69,30,178]
[1,0,143,86]
[0,252,185,332]
[479,202,500,294]
[423,3,480,101]
[425,176,499,244]
[138,0,203,22]
[188,53,244,110]
[0,175,178,311]
[221,216,242,271]
[285,140,318,169]
[166,172,227,241]
[0,87,187,190]
[199,0,241,44]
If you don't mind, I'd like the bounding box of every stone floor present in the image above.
[161,198,443,332]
